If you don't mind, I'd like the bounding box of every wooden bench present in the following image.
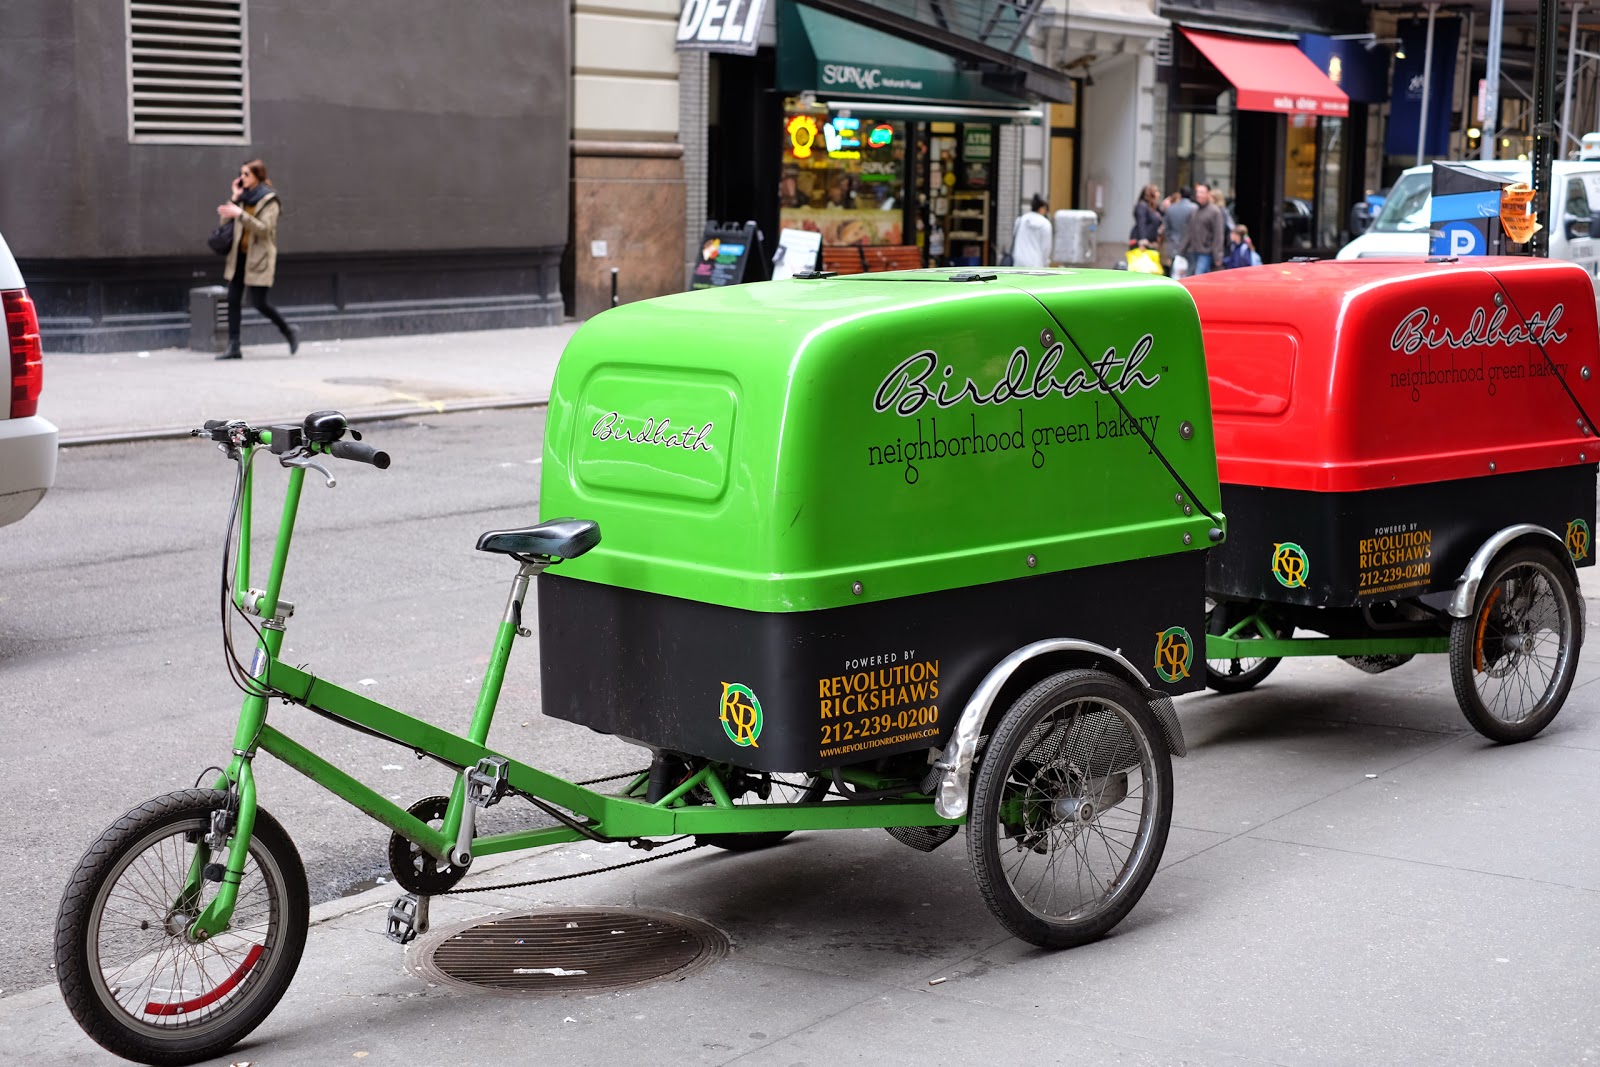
[819,245,868,276]
[861,245,925,272]
[817,244,924,276]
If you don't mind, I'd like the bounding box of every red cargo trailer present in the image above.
[1188,257,1596,741]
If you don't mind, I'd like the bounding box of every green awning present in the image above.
[778,0,1035,107]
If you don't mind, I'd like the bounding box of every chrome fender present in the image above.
[1448,524,1575,618]
[932,638,1187,820]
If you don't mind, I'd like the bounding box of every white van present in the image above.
[1337,159,1600,281]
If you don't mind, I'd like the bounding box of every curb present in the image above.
[59,395,550,448]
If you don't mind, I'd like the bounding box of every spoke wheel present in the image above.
[1449,544,1581,742]
[968,670,1173,949]
[55,789,308,1066]
[1204,598,1286,693]
[694,770,829,851]
[388,795,469,894]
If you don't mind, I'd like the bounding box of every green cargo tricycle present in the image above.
[56,268,1221,1064]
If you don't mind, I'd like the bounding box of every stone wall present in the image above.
[571,143,687,319]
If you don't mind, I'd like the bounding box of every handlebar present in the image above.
[193,411,391,470]
[329,440,391,469]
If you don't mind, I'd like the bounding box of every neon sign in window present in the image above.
[787,114,820,158]
[823,116,862,158]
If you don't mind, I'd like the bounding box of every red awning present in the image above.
[1181,29,1349,117]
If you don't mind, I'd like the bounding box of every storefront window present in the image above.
[1175,94,1234,198]
[1316,118,1344,249]
[780,104,906,246]
[1047,98,1078,215]
[1283,113,1317,252]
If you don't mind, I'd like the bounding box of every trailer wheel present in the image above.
[1449,543,1581,743]
[1204,599,1286,693]
[968,670,1172,949]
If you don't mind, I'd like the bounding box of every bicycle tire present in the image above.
[55,788,308,1066]
[1448,543,1581,743]
[1204,599,1285,694]
[695,772,829,851]
[968,669,1173,948]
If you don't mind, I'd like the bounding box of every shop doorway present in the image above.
[709,51,781,269]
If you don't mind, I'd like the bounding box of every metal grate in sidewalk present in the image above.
[408,907,728,996]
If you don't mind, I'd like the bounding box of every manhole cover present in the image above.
[408,907,728,996]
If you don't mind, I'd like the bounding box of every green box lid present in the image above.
[541,268,1222,613]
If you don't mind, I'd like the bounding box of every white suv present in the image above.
[0,230,57,527]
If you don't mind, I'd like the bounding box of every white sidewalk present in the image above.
[45,324,579,444]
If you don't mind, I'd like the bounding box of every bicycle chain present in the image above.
[574,769,648,787]
[440,836,706,894]
[429,768,679,894]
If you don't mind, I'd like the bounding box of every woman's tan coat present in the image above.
[222,193,280,287]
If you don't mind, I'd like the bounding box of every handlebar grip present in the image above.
[329,440,391,469]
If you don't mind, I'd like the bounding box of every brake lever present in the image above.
[280,452,337,488]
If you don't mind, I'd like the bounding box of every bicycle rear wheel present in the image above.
[694,769,829,851]
[55,788,308,1066]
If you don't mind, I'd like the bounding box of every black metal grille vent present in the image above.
[128,0,248,142]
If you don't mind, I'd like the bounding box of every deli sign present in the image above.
[676,0,766,55]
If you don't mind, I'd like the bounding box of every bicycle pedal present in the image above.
[466,755,511,809]
[385,892,430,945]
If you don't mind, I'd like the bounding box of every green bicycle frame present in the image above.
[190,440,957,940]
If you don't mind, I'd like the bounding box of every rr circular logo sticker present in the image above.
[1271,542,1310,588]
[1567,519,1590,561]
[1153,626,1194,683]
[719,682,763,748]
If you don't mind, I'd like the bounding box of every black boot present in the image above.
[216,340,242,361]
[286,323,300,355]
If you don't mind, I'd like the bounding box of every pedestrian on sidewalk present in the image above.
[215,159,298,360]
[1222,223,1262,269]
[1159,186,1196,277]
[1009,193,1052,268]
[1178,183,1227,276]
[1130,183,1164,250]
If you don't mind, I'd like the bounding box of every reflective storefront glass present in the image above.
[781,106,907,246]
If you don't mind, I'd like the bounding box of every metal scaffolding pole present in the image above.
[1460,8,1476,150]
[1562,2,1584,154]
[1482,0,1505,160]
[1533,0,1558,256]
[1417,4,1439,161]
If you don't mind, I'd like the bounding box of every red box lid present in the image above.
[1184,257,1600,492]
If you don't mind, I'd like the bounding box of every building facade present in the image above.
[570,0,687,319]
[4,0,569,352]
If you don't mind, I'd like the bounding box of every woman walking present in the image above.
[215,159,298,360]
[1130,183,1164,250]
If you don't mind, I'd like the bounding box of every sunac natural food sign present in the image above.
[821,63,926,94]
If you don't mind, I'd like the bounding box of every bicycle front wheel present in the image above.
[55,788,308,1066]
